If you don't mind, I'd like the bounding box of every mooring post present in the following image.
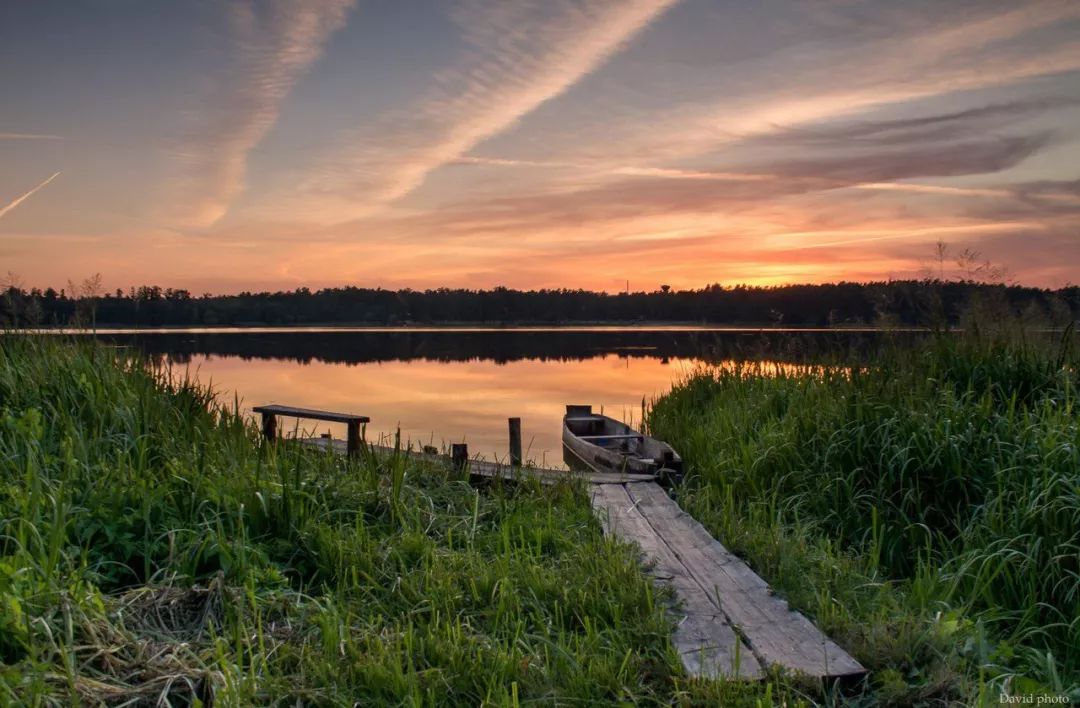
[508,417,522,467]
[346,420,362,457]
[451,443,469,472]
[261,412,277,441]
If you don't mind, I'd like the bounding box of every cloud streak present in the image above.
[747,98,1080,150]
[278,0,681,220]
[489,1,1080,173]
[0,172,61,221]
[172,0,355,227]
[416,133,1054,237]
[0,132,63,141]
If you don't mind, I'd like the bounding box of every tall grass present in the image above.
[650,328,1080,703]
[1,335,811,706]
[16,331,1076,705]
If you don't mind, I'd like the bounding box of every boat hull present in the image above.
[562,405,682,483]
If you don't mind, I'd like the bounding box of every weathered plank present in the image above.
[590,484,763,679]
[302,438,657,485]
[623,483,865,678]
[252,404,370,424]
[466,455,655,486]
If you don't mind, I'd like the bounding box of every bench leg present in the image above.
[261,413,277,441]
[346,421,361,457]
[451,443,469,471]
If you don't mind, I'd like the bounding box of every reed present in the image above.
[13,329,1075,704]
[1,335,808,705]
[649,326,1080,703]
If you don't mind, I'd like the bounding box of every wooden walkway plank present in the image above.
[591,484,763,679]
[622,483,865,679]
[301,438,657,485]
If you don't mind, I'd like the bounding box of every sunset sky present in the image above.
[2,0,1079,293]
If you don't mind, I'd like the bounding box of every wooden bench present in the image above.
[253,404,370,456]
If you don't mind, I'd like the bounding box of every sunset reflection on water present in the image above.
[113,327,877,469]
[179,353,704,468]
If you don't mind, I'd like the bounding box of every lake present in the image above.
[85,327,883,468]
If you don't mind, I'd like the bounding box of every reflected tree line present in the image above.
[99,329,905,367]
[3,279,1078,329]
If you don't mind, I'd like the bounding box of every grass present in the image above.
[648,327,1080,705]
[10,328,1075,706]
[0,335,828,706]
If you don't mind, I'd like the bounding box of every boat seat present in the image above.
[578,434,645,440]
[565,416,605,422]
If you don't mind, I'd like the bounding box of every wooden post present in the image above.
[346,421,362,457]
[261,412,277,441]
[508,417,522,467]
[451,443,468,471]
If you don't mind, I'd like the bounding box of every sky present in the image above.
[1,0,1079,294]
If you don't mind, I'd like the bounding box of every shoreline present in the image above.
[12,322,931,335]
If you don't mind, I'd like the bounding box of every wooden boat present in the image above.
[562,404,682,484]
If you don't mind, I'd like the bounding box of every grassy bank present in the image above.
[649,329,1080,704]
[11,332,1076,705]
[1,336,807,706]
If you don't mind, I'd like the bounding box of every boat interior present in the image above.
[564,405,679,468]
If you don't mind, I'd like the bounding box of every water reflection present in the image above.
[92,328,892,468]
[102,328,881,366]
[168,353,694,468]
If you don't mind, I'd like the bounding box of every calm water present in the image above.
[89,327,881,468]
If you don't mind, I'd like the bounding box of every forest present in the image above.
[3,278,1078,328]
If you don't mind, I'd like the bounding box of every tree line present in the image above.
[3,279,1077,328]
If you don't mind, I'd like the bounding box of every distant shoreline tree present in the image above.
[3,276,1075,330]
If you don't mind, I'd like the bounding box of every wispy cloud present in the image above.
[785,222,1043,250]
[748,98,1080,150]
[0,172,61,221]
[852,183,1011,199]
[0,132,63,141]
[453,155,772,182]
[275,0,680,220]
[171,0,355,227]
[274,111,1064,286]
[409,132,1054,237]
[491,1,1080,172]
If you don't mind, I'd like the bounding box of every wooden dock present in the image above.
[302,437,657,485]
[298,434,864,681]
[591,481,864,680]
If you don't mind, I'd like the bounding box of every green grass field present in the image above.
[5,330,1078,706]
[1,336,781,706]
[649,328,1080,705]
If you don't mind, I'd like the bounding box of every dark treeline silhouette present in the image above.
[94,329,900,367]
[3,280,1078,328]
